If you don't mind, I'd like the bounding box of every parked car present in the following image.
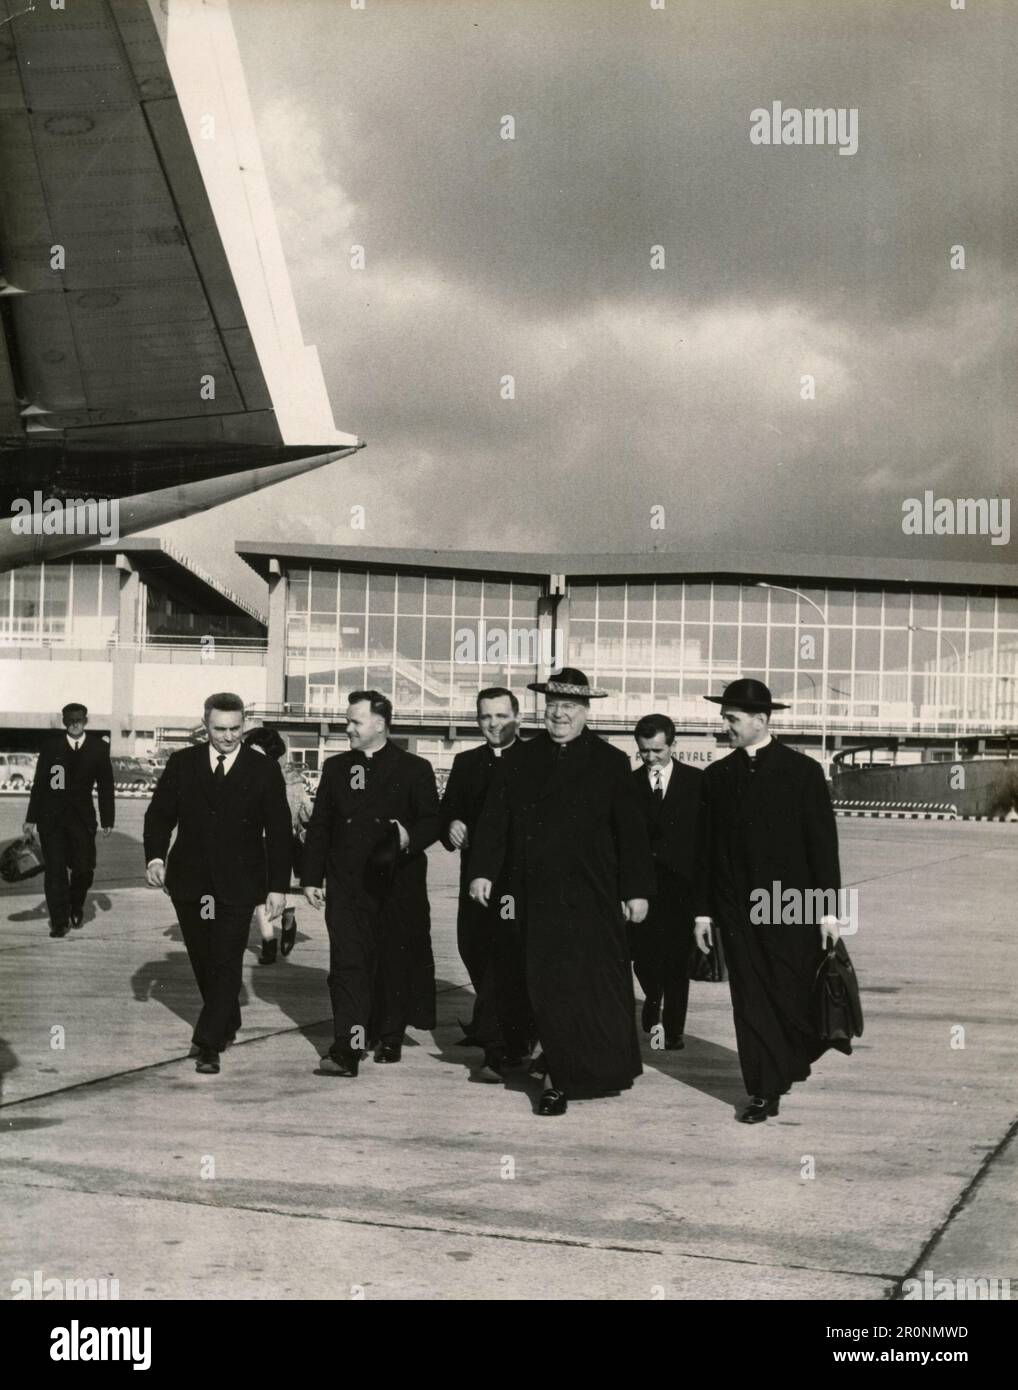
[0,752,38,791]
[110,756,159,788]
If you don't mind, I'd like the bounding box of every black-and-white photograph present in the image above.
[0,0,1014,1341]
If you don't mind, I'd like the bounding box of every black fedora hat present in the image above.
[527,666,608,698]
[704,678,790,712]
[364,819,401,901]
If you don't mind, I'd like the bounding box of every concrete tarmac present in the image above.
[0,799,1015,1301]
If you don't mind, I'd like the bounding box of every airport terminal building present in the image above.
[236,542,1018,772]
[0,539,266,755]
[3,538,1015,772]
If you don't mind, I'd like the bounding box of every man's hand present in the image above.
[448,819,469,850]
[101,827,113,838]
[304,886,324,911]
[622,898,649,925]
[390,819,410,852]
[694,918,713,953]
[469,877,492,907]
[266,892,286,919]
[820,917,841,948]
[146,860,166,889]
[22,822,36,839]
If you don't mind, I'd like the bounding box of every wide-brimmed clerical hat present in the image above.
[363,819,401,901]
[527,666,608,698]
[703,678,789,712]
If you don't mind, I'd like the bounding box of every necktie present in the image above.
[654,769,664,800]
[215,754,226,787]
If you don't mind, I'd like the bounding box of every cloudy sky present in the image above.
[156,0,1016,608]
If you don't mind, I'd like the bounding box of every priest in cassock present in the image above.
[694,679,845,1123]
[440,687,530,1079]
[302,690,441,1076]
[469,668,654,1116]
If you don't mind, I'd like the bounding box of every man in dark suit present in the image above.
[24,702,114,938]
[302,690,441,1077]
[694,679,844,1123]
[440,686,529,1079]
[470,668,655,1117]
[143,692,291,1075]
[631,713,704,1051]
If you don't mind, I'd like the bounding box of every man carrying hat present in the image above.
[302,691,441,1076]
[469,669,654,1116]
[693,678,845,1123]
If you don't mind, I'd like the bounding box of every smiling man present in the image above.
[301,690,441,1076]
[469,668,654,1116]
[440,687,529,1080]
[694,678,845,1123]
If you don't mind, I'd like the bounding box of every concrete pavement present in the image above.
[1,799,1015,1300]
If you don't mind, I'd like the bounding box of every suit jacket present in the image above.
[633,757,704,901]
[27,732,114,833]
[300,741,440,911]
[440,738,524,887]
[143,743,292,906]
[697,740,840,930]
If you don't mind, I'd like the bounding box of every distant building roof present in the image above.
[82,538,267,625]
[236,541,1018,593]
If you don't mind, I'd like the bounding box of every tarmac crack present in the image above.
[0,1174,898,1281]
[890,1108,1018,1300]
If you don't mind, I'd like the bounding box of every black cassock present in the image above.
[470,728,655,1094]
[301,742,440,1048]
[439,737,529,1053]
[698,739,844,1098]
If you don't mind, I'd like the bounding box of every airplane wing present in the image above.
[0,0,362,565]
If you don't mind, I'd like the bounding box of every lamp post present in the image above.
[757,581,829,772]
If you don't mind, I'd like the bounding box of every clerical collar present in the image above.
[490,738,516,759]
[358,740,390,761]
[743,735,773,759]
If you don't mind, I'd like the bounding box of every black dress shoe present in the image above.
[69,911,84,929]
[49,924,69,938]
[317,1051,359,1077]
[737,1096,779,1123]
[279,913,297,957]
[258,938,278,965]
[537,1087,568,1116]
[195,1050,220,1074]
[373,1043,402,1064]
[641,998,661,1034]
[664,1034,685,1050]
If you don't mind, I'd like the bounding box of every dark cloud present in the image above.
[162,0,1016,603]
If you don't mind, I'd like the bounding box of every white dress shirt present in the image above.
[66,735,84,752]
[648,759,673,796]
[209,744,241,775]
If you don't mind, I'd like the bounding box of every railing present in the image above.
[248,702,1015,739]
[0,639,267,665]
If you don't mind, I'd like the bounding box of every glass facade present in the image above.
[568,581,1018,732]
[283,566,545,718]
[0,558,120,643]
[280,568,1018,733]
[0,558,263,647]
